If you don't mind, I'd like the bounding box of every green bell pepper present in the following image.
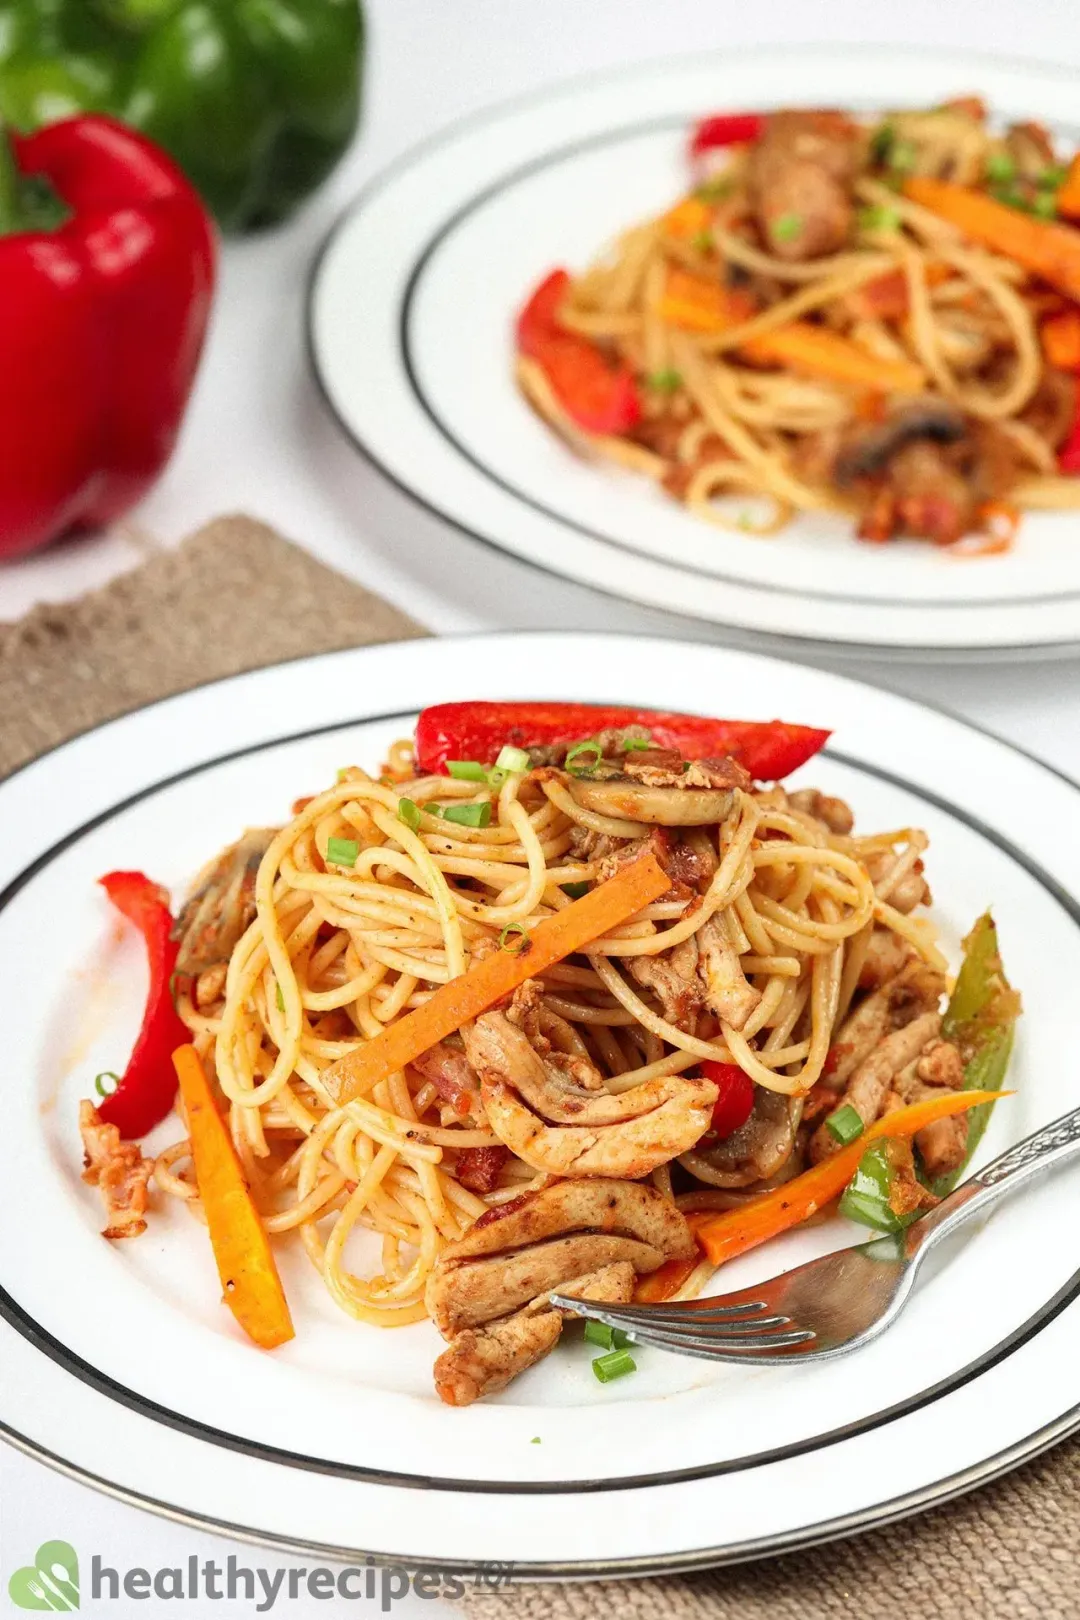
[0,0,364,231]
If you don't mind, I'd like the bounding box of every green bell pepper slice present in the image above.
[0,0,364,231]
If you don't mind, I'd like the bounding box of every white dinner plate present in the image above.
[308,46,1080,659]
[2,632,1080,1574]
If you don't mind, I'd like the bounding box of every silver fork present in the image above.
[552,1105,1080,1364]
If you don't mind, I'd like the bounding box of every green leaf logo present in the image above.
[8,1541,80,1610]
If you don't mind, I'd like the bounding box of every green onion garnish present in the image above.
[94,1071,120,1098]
[275,984,285,1013]
[441,802,492,829]
[336,767,351,783]
[530,1436,541,1444]
[565,738,603,777]
[621,733,654,751]
[869,122,895,162]
[825,1103,864,1146]
[495,745,531,773]
[857,204,901,234]
[1040,163,1069,190]
[562,880,591,899]
[772,212,803,242]
[447,760,490,781]
[1033,191,1058,219]
[498,922,531,955]
[592,1347,637,1383]
[647,369,682,394]
[690,229,714,253]
[694,175,734,202]
[326,836,359,867]
[398,797,422,831]
[584,1320,632,1350]
[986,150,1017,183]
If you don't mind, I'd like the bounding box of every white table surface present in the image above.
[4,2,1080,1611]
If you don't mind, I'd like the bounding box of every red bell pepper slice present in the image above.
[701,1061,756,1139]
[690,112,764,157]
[516,268,641,435]
[97,871,190,1140]
[415,702,829,783]
[1059,409,1080,474]
[0,116,215,560]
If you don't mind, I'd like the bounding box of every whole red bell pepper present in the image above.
[414,701,830,782]
[97,871,190,1140]
[690,112,764,157]
[516,268,641,435]
[0,115,215,559]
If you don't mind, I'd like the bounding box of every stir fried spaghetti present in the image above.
[515,98,1080,550]
[79,704,1017,1405]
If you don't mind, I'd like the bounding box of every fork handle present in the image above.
[908,1102,1080,1255]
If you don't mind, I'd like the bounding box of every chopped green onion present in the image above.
[584,1319,632,1350]
[562,880,591,899]
[695,175,734,202]
[592,1347,637,1383]
[495,744,531,773]
[530,1436,542,1444]
[1040,163,1069,190]
[326,836,359,867]
[690,229,714,253]
[857,204,901,234]
[772,211,803,242]
[869,122,895,163]
[94,1071,120,1098]
[498,922,531,955]
[565,738,603,777]
[838,1140,906,1233]
[275,984,285,1013]
[825,1103,864,1146]
[986,150,1016,183]
[1033,191,1058,219]
[398,796,422,831]
[620,732,654,751]
[888,139,918,175]
[336,767,351,783]
[647,368,683,394]
[447,760,490,781]
[441,801,493,829]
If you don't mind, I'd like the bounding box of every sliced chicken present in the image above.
[465,1009,716,1178]
[828,958,946,1084]
[787,787,855,836]
[79,1101,155,1240]
[427,1180,695,1405]
[810,1009,943,1160]
[748,110,859,261]
[696,915,761,1031]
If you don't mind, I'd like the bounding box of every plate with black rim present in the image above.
[2,631,1080,1574]
[308,45,1080,659]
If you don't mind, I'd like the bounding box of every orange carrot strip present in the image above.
[173,1044,294,1350]
[1042,308,1080,370]
[322,854,672,1107]
[1055,155,1080,223]
[741,322,926,394]
[658,267,755,332]
[694,1088,1007,1267]
[904,176,1080,302]
[661,197,714,240]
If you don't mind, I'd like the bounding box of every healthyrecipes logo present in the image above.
[7,1542,512,1611]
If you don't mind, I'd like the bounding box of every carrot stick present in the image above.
[694,1088,1007,1267]
[322,854,671,1107]
[661,197,714,240]
[658,267,755,332]
[904,176,1080,302]
[1042,308,1080,370]
[1056,155,1080,223]
[173,1044,295,1350]
[741,322,926,394]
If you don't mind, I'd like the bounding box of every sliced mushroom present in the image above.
[172,827,277,974]
[427,1179,696,1405]
[465,1011,716,1177]
[834,404,968,486]
[680,1087,799,1189]
[568,776,737,827]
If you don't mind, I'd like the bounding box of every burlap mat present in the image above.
[3,515,1078,1617]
